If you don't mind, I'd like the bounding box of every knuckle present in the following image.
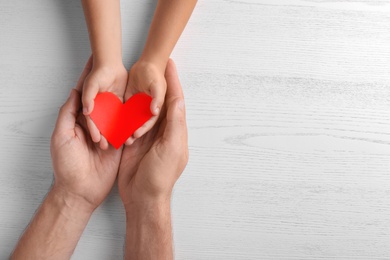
[81,93,89,103]
[171,143,189,163]
[182,147,189,166]
[50,131,65,149]
[174,98,185,111]
[177,149,189,174]
[59,103,66,114]
[158,141,189,174]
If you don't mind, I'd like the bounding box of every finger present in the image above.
[164,59,184,104]
[133,115,159,139]
[75,55,93,92]
[99,135,109,150]
[150,81,166,116]
[86,115,101,143]
[55,89,81,132]
[125,135,136,146]
[82,79,99,115]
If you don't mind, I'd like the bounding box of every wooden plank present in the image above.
[0,0,389,259]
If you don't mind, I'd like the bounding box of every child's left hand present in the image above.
[124,60,167,145]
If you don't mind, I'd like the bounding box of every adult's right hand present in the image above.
[118,59,188,209]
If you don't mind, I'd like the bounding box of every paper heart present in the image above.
[90,92,153,149]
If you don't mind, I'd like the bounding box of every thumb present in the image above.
[163,98,187,146]
[164,59,183,103]
[54,89,81,133]
[150,80,167,116]
[82,78,99,115]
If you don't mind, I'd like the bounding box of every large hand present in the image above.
[124,59,167,145]
[51,57,123,210]
[118,59,188,208]
[81,55,128,149]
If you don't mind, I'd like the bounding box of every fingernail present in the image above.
[83,107,88,115]
[126,139,134,145]
[154,107,160,114]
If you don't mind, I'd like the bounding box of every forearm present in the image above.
[11,187,93,260]
[81,0,123,66]
[125,199,173,260]
[140,0,197,69]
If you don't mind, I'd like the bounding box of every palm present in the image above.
[82,63,128,149]
[86,66,128,99]
[122,61,167,143]
[52,114,122,207]
[118,115,164,205]
[126,62,165,98]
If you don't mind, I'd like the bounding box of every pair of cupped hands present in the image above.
[83,56,168,149]
[51,56,188,214]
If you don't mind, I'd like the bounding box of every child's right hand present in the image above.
[82,56,128,150]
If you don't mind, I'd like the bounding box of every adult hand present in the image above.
[51,57,123,211]
[12,57,123,259]
[118,59,188,208]
[118,59,188,260]
[123,59,167,145]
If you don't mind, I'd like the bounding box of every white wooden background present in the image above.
[1,0,390,259]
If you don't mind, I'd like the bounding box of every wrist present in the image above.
[125,195,171,218]
[49,186,95,222]
[91,62,126,77]
[138,55,167,73]
[93,55,124,71]
[124,195,173,259]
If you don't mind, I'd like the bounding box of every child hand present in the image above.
[82,57,128,149]
[124,60,167,145]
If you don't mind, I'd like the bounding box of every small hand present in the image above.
[124,60,167,145]
[82,55,128,149]
[118,59,188,208]
[51,58,123,210]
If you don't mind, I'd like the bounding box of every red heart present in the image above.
[90,92,153,149]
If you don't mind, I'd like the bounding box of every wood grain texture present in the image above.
[1,0,390,259]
